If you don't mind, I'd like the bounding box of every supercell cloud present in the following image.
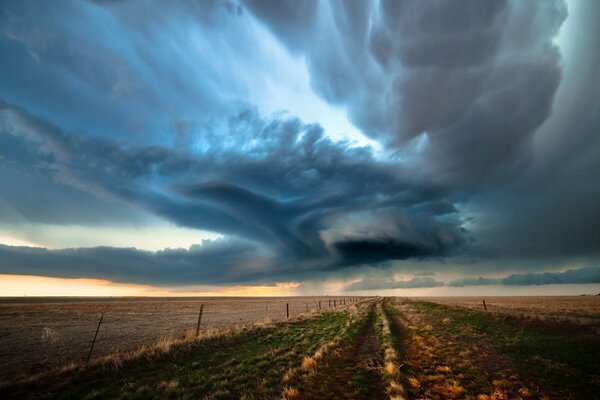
[0,0,599,290]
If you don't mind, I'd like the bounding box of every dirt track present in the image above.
[298,304,387,400]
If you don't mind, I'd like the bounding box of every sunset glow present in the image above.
[0,274,302,297]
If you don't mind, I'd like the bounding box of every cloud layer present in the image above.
[0,99,465,283]
[244,0,567,184]
[448,267,600,287]
[1,0,599,290]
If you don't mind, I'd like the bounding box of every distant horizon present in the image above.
[1,273,598,298]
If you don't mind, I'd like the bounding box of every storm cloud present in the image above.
[243,0,567,184]
[1,0,599,290]
[346,276,444,291]
[0,99,465,283]
[449,267,600,287]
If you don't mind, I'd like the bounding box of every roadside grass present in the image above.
[409,300,600,399]
[289,302,387,400]
[0,311,351,400]
[384,300,544,400]
[377,301,407,400]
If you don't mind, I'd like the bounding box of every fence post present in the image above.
[482,300,488,312]
[196,304,204,337]
[287,303,289,318]
[329,299,331,308]
[319,301,321,311]
[334,299,336,308]
[87,312,104,362]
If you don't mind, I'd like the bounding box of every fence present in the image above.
[0,296,366,380]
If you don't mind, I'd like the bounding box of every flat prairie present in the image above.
[0,296,351,380]
[421,295,600,325]
[1,296,599,400]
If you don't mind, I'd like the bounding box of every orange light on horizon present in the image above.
[0,274,154,297]
[0,274,301,297]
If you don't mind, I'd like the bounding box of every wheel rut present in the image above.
[297,304,387,400]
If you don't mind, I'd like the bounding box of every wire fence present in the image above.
[0,296,365,380]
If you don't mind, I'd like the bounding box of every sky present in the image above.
[0,0,599,296]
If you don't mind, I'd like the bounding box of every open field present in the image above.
[422,296,600,326]
[0,296,356,380]
[1,296,599,399]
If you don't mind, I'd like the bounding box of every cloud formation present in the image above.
[1,0,599,290]
[0,99,465,283]
[449,267,600,287]
[346,276,444,291]
[0,239,272,285]
[241,0,600,272]
[243,0,567,184]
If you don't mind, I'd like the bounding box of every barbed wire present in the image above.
[0,297,370,378]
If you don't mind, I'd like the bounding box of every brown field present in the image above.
[1,296,599,399]
[0,296,354,380]
[421,295,600,326]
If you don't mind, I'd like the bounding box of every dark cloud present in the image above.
[0,99,466,283]
[502,267,600,286]
[244,0,567,184]
[0,0,283,141]
[448,277,502,287]
[347,266,600,290]
[244,0,600,265]
[241,0,316,52]
[0,239,274,285]
[467,1,600,261]
[449,267,600,287]
[333,238,439,266]
[1,0,599,289]
[346,276,444,291]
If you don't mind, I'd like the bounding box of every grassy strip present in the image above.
[382,299,428,399]
[410,300,600,399]
[377,301,407,400]
[390,299,517,399]
[280,304,365,399]
[385,298,530,400]
[285,301,387,400]
[1,311,350,400]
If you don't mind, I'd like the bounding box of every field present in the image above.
[0,296,353,380]
[1,296,599,399]
[422,296,600,326]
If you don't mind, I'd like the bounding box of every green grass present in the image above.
[410,300,600,399]
[294,304,387,400]
[1,312,351,400]
[381,299,419,398]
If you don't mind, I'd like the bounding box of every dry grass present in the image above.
[0,296,366,380]
[377,302,406,400]
[420,296,600,326]
[5,317,306,388]
[278,301,371,398]
[281,386,299,399]
[300,356,317,375]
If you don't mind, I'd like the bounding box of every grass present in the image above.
[1,311,351,400]
[3,297,595,399]
[408,300,600,399]
[288,302,387,400]
[376,301,406,400]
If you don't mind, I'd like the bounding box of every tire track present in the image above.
[293,303,387,400]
